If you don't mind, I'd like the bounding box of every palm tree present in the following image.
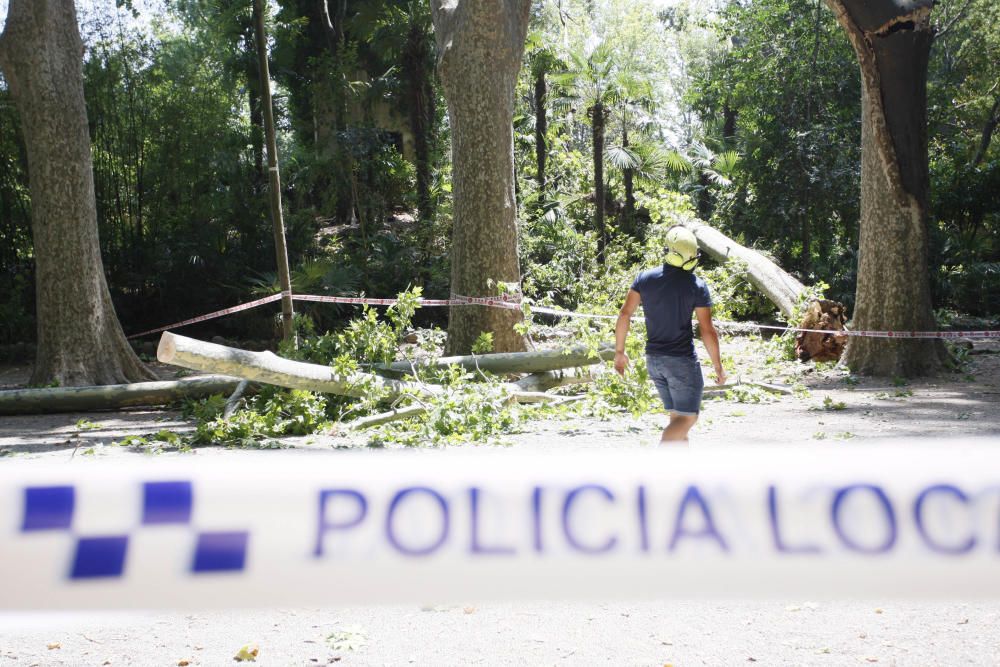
[524,33,562,196]
[552,42,631,263]
[664,141,740,219]
[603,72,657,237]
[605,139,670,236]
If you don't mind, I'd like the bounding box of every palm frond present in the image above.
[664,149,693,175]
[712,150,741,177]
[605,145,642,171]
[704,170,733,188]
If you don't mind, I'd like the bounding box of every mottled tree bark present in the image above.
[0,0,154,386]
[825,0,948,377]
[431,0,530,354]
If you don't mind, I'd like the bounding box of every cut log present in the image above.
[378,343,615,375]
[157,333,561,406]
[0,375,241,415]
[678,218,806,320]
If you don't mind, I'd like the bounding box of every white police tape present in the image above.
[3,441,1000,609]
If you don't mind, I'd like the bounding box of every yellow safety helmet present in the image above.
[664,225,700,271]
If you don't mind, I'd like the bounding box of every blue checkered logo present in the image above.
[20,481,249,579]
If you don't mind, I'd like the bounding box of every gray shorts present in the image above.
[646,354,704,416]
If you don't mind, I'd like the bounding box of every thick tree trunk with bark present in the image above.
[431,0,530,355]
[0,0,155,386]
[825,0,949,376]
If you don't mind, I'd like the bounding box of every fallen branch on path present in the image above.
[702,381,793,398]
[512,369,593,392]
[350,405,428,429]
[376,344,614,375]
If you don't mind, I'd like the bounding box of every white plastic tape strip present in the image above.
[3,442,1000,609]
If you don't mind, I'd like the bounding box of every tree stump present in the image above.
[794,299,848,363]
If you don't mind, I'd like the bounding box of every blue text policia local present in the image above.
[313,483,984,559]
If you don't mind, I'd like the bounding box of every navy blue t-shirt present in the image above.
[631,265,713,357]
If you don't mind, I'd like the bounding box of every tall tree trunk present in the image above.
[622,125,635,238]
[403,15,436,223]
[0,0,154,386]
[245,32,265,192]
[591,102,607,264]
[534,68,547,193]
[253,0,295,342]
[825,0,948,377]
[697,171,712,220]
[970,94,1000,169]
[722,102,737,146]
[800,208,811,274]
[431,0,530,355]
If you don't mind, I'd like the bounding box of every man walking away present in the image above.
[614,226,726,444]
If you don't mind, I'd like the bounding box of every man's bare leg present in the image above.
[660,414,698,444]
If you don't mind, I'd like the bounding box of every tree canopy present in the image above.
[0,0,997,378]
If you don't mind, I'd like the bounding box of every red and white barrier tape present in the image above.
[128,292,521,339]
[715,321,1000,340]
[128,292,999,341]
[127,294,284,339]
[531,305,1000,340]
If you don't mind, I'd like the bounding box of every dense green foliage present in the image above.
[0,0,997,353]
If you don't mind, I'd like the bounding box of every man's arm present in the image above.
[695,306,727,385]
[614,289,641,376]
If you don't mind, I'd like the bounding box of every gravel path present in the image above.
[2,344,1000,665]
[3,600,999,666]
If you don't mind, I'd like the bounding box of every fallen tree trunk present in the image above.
[159,332,436,400]
[678,217,806,320]
[158,333,561,405]
[0,375,242,415]
[378,343,614,375]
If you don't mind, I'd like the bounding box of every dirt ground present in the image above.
[2,337,1000,665]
